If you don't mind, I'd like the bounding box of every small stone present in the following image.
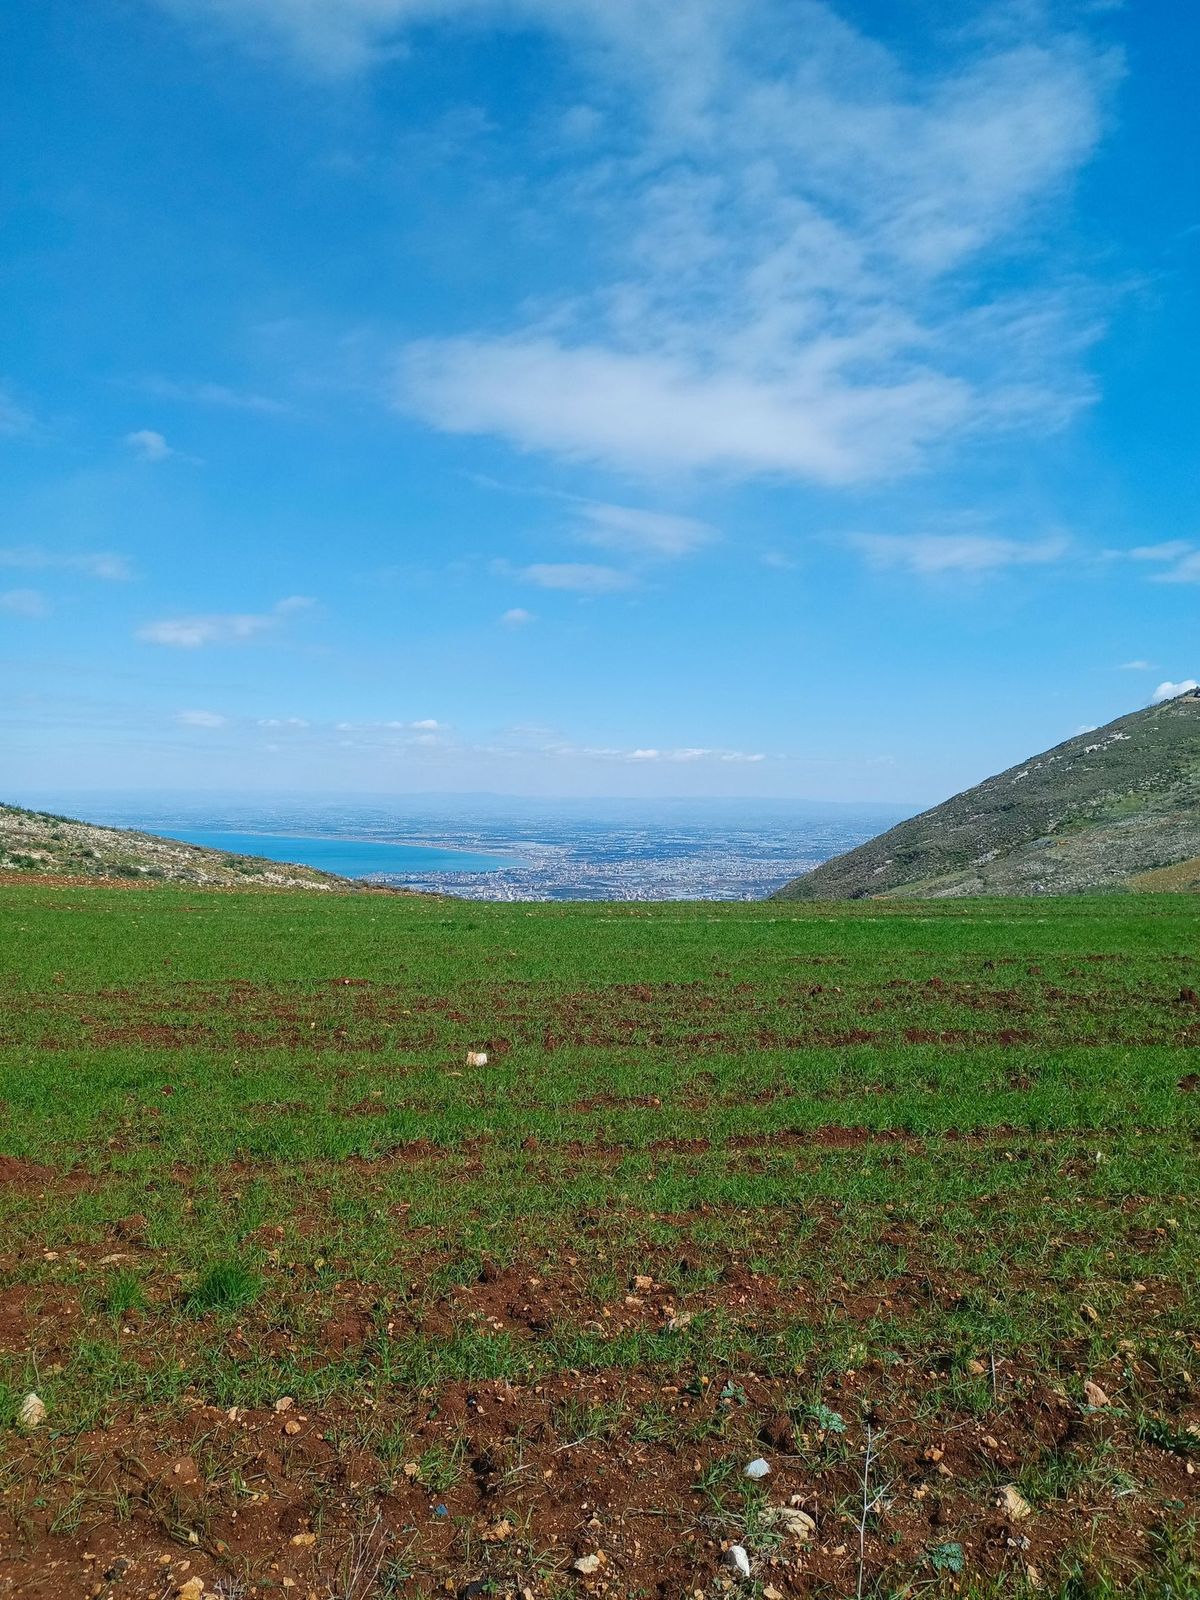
[999,1485,1033,1520]
[466,1051,489,1067]
[573,1554,602,1575]
[764,1506,816,1541]
[274,1396,295,1413]
[284,1419,302,1435]
[19,1393,46,1429]
[724,1545,752,1580]
[1083,1380,1111,1408]
[743,1457,771,1480]
[176,1581,204,1600]
[290,1532,316,1546]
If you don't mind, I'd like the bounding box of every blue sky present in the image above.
[2,0,1196,803]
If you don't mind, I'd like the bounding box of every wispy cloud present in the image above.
[390,6,1112,481]
[160,2,1117,484]
[124,428,178,463]
[177,708,226,728]
[555,742,766,764]
[520,562,634,593]
[1119,659,1154,671]
[1129,542,1200,584]
[141,376,289,414]
[1129,540,1191,562]
[0,588,49,618]
[138,595,314,647]
[572,500,717,559]
[0,546,133,581]
[500,607,535,626]
[848,532,1068,576]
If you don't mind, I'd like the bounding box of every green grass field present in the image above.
[1,882,1197,1599]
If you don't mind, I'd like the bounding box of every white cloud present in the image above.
[137,595,314,647]
[1129,541,1191,561]
[1119,659,1153,671]
[124,428,176,462]
[520,562,634,593]
[1150,680,1199,706]
[1150,554,1200,585]
[0,546,133,581]
[573,500,717,558]
[848,532,1068,576]
[500,607,534,626]
[161,1,1117,483]
[177,708,226,728]
[410,717,440,729]
[1128,542,1200,584]
[401,336,970,484]
[258,716,310,727]
[553,740,766,764]
[0,588,49,618]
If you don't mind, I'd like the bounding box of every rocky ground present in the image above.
[0,804,351,890]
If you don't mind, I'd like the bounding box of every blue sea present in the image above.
[169,829,518,879]
[37,795,910,901]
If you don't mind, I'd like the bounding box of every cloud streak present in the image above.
[848,532,1068,576]
[0,546,133,581]
[137,595,314,647]
[520,562,634,593]
[0,588,49,618]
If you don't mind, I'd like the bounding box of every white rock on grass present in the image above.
[19,1393,46,1430]
[743,1457,771,1480]
[466,1050,489,1067]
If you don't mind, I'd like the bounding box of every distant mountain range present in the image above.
[0,803,349,890]
[774,690,1200,900]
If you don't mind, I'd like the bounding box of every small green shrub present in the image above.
[104,1270,147,1320]
[188,1259,261,1314]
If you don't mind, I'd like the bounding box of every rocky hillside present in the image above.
[0,803,352,890]
[774,689,1200,900]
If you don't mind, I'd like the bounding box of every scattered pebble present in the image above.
[743,1457,771,1480]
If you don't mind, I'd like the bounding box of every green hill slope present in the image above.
[0,803,352,889]
[773,689,1200,900]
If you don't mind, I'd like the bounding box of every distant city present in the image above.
[45,795,909,901]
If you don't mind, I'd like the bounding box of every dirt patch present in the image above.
[0,1154,55,1187]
